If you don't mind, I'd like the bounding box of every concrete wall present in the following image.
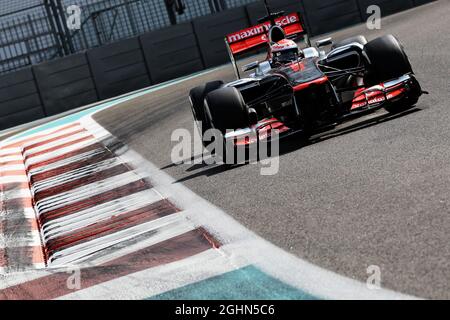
[140,22,204,84]
[88,38,151,100]
[0,68,44,129]
[34,53,98,116]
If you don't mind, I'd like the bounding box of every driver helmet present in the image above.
[270,39,302,64]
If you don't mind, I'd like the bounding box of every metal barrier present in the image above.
[0,2,62,74]
[0,0,253,75]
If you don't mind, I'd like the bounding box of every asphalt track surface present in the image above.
[94,1,449,299]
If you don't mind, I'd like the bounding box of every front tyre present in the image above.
[205,87,250,164]
[383,76,422,113]
[189,81,224,138]
[363,34,413,87]
[204,87,249,133]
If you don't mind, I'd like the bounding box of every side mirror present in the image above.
[242,61,259,72]
[316,37,333,48]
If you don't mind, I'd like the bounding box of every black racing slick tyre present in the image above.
[331,35,367,49]
[189,81,224,136]
[363,34,413,87]
[205,87,252,165]
[383,76,422,113]
[204,87,249,134]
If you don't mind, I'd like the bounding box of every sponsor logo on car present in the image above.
[226,13,299,44]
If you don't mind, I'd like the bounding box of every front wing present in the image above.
[224,74,422,146]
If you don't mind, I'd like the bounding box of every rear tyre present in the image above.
[363,34,413,87]
[189,81,224,138]
[332,35,367,49]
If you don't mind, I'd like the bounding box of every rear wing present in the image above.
[225,12,309,78]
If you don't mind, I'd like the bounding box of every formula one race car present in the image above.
[189,2,425,153]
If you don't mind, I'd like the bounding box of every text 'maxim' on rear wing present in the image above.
[224,12,308,78]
